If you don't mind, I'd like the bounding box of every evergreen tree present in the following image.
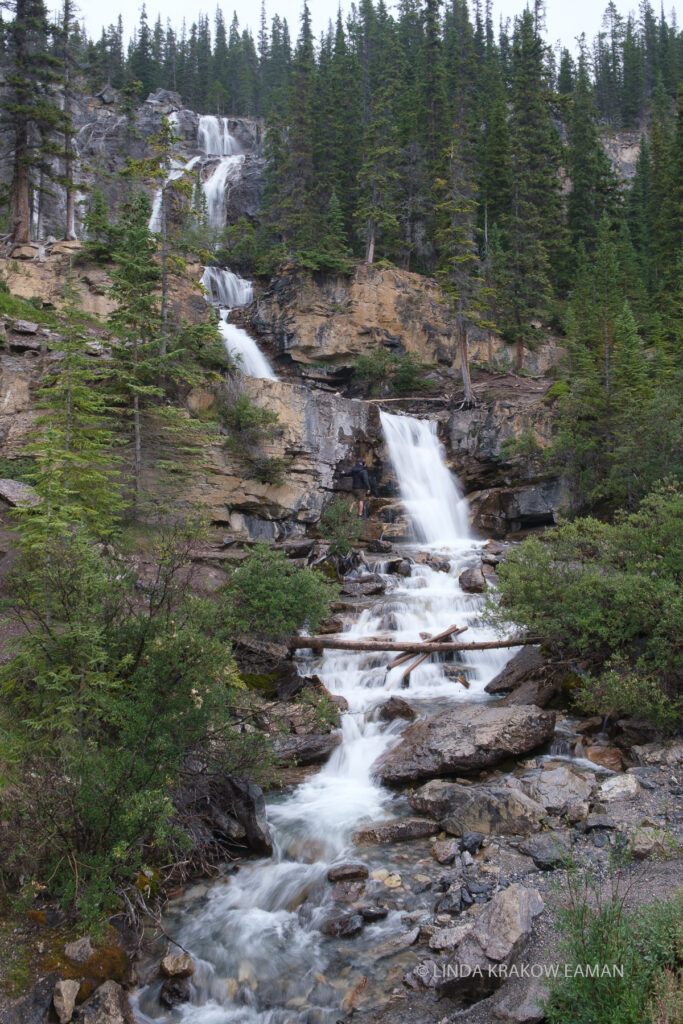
[4,0,69,244]
[355,85,400,264]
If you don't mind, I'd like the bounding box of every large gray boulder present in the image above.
[519,764,595,815]
[76,980,135,1024]
[409,779,546,836]
[372,705,556,785]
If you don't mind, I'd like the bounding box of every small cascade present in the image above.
[200,266,278,380]
[380,410,470,547]
[148,155,201,233]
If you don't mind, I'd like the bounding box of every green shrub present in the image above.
[0,524,253,929]
[501,428,543,460]
[488,481,683,727]
[320,497,363,556]
[545,857,683,1024]
[221,393,279,449]
[223,544,335,639]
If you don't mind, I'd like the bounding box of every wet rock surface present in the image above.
[372,705,556,784]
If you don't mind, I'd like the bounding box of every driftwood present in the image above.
[290,636,541,654]
[386,624,466,670]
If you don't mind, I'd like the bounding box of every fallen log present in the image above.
[386,624,466,670]
[290,637,541,654]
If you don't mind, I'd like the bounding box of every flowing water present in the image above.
[200,267,278,381]
[132,412,512,1023]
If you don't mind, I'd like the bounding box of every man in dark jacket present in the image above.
[341,460,371,517]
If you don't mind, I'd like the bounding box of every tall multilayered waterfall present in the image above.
[132,412,513,1024]
[201,266,278,380]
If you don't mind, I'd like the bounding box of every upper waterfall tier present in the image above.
[380,409,470,547]
[197,115,238,156]
[201,266,253,307]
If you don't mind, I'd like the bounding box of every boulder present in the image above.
[378,696,417,722]
[485,648,545,694]
[222,776,273,856]
[327,862,369,882]
[64,936,95,963]
[11,319,39,333]
[461,830,485,853]
[320,912,363,938]
[353,817,439,845]
[599,774,641,802]
[629,827,666,860]
[159,978,191,1007]
[410,781,546,837]
[431,837,460,864]
[273,731,341,765]
[520,832,572,870]
[373,705,556,785]
[76,980,135,1024]
[0,478,40,507]
[53,979,81,1024]
[585,746,624,772]
[459,566,487,592]
[492,976,549,1022]
[160,952,195,978]
[437,885,544,1000]
[520,765,595,815]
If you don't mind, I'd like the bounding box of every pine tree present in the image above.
[4,0,70,244]
[355,85,400,264]
[434,137,487,405]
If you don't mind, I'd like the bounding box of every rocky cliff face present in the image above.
[252,263,564,377]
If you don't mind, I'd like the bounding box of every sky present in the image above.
[75,0,681,55]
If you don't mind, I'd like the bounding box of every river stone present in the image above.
[459,566,487,592]
[485,648,545,694]
[327,861,369,882]
[320,912,364,938]
[600,774,641,802]
[273,731,341,766]
[353,817,439,844]
[369,926,420,960]
[372,705,556,784]
[585,746,624,771]
[629,827,666,860]
[64,936,95,963]
[378,696,417,721]
[521,765,595,815]
[437,884,544,1000]
[410,779,546,836]
[159,978,191,1007]
[359,903,389,921]
[53,979,81,1024]
[431,837,460,864]
[520,832,572,870]
[331,879,366,903]
[76,980,135,1024]
[429,923,473,950]
[160,952,195,978]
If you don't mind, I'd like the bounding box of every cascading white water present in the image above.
[198,115,236,156]
[201,266,253,308]
[200,266,278,381]
[380,410,470,547]
[148,156,202,233]
[132,413,515,1024]
[202,153,245,228]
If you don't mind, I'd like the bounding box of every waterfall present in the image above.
[197,115,236,156]
[132,409,518,1024]
[200,266,278,381]
[149,156,201,233]
[380,410,470,547]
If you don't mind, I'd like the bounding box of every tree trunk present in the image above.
[289,637,540,654]
[365,220,376,264]
[458,322,473,405]
[12,126,32,245]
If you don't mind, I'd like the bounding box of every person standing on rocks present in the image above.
[341,459,372,518]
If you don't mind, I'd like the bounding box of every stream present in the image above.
[132,411,515,1024]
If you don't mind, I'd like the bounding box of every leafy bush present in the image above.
[488,481,683,727]
[545,855,683,1024]
[501,428,543,460]
[221,393,280,449]
[223,544,335,638]
[320,497,363,556]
